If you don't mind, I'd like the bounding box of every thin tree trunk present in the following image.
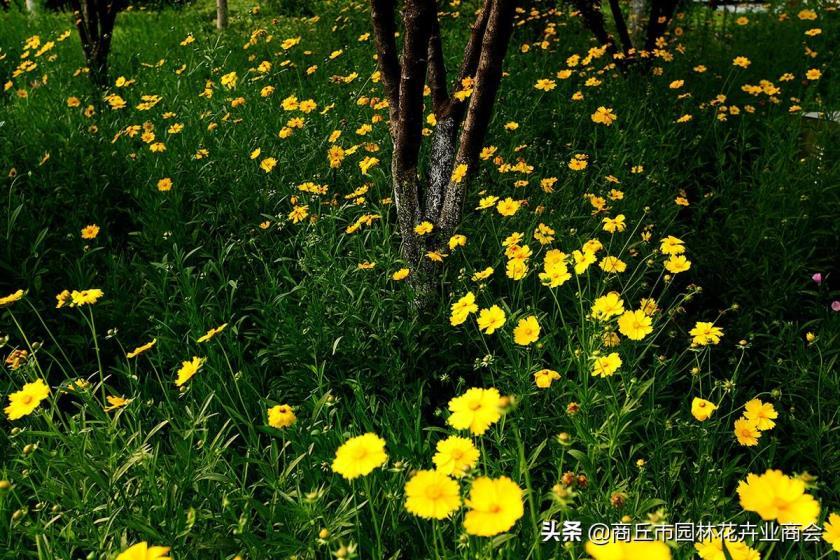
[216,0,228,29]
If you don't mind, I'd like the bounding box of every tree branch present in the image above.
[370,0,402,129]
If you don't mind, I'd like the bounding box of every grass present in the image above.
[0,0,839,558]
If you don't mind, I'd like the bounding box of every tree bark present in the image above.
[217,0,229,29]
[368,0,518,308]
[70,0,121,88]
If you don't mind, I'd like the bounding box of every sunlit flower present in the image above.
[331,433,387,480]
[447,387,503,435]
[404,470,461,519]
[4,379,50,420]
[463,476,524,536]
[268,404,296,428]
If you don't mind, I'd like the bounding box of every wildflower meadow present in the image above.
[0,0,839,558]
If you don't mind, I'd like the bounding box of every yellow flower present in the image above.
[0,289,24,309]
[463,476,524,536]
[70,289,104,307]
[331,433,388,480]
[448,234,467,251]
[572,250,596,274]
[447,387,503,435]
[586,538,671,560]
[691,397,717,421]
[743,399,777,431]
[260,157,277,173]
[450,292,478,326]
[359,156,379,175]
[734,418,761,446]
[392,268,410,281]
[175,356,206,387]
[433,435,479,478]
[602,214,626,233]
[476,195,499,210]
[115,542,171,560]
[689,321,724,346]
[824,513,840,552]
[533,368,561,389]
[664,254,691,273]
[4,379,50,420]
[617,310,653,340]
[592,352,621,377]
[451,163,468,184]
[806,68,821,80]
[288,205,309,224]
[591,292,625,320]
[599,256,626,274]
[737,469,821,527]
[81,224,100,239]
[414,221,434,235]
[196,323,227,343]
[496,197,521,217]
[591,106,617,126]
[126,339,156,359]
[404,470,461,520]
[104,395,130,412]
[472,267,494,281]
[476,305,506,334]
[157,178,173,192]
[732,56,751,68]
[268,404,296,428]
[534,78,556,91]
[513,315,540,346]
[694,530,759,560]
[660,235,685,255]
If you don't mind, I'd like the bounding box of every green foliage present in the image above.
[0,1,838,559]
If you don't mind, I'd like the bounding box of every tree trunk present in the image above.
[369,0,517,310]
[25,0,35,12]
[217,0,229,29]
[70,0,121,89]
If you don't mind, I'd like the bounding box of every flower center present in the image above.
[21,395,33,405]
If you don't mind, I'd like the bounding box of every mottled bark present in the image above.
[368,0,518,308]
[70,0,121,88]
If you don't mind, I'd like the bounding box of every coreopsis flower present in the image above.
[824,513,840,552]
[690,322,724,346]
[743,399,777,430]
[70,289,104,307]
[534,368,561,388]
[451,163,468,183]
[463,476,524,536]
[5,349,29,370]
[448,234,467,251]
[414,221,433,235]
[4,379,50,420]
[660,235,685,255]
[737,470,820,527]
[359,156,379,175]
[433,436,479,477]
[404,470,461,520]
[617,310,653,340]
[115,542,171,560]
[288,205,309,224]
[664,254,691,273]
[331,433,387,480]
[476,195,499,210]
[476,305,506,334]
[592,352,622,377]
[732,56,751,68]
[126,339,156,359]
[267,404,296,428]
[534,78,556,91]
[197,323,227,343]
[220,71,238,89]
[586,538,671,560]
[599,256,626,274]
[175,356,206,387]
[734,418,761,446]
[104,395,130,412]
[691,397,717,421]
[591,106,617,126]
[450,292,478,326]
[539,261,571,288]
[392,268,410,281]
[513,315,540,346]
[260,157,277,173]
[0,289,24,308]
[694,530,757,560]
[591,292,625,320]
[81,224,100,239]
[496,197,521,216]
[447,387,503,435]
[157,178,173,192]
[602,214,626,233]
[472,267,494,281]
